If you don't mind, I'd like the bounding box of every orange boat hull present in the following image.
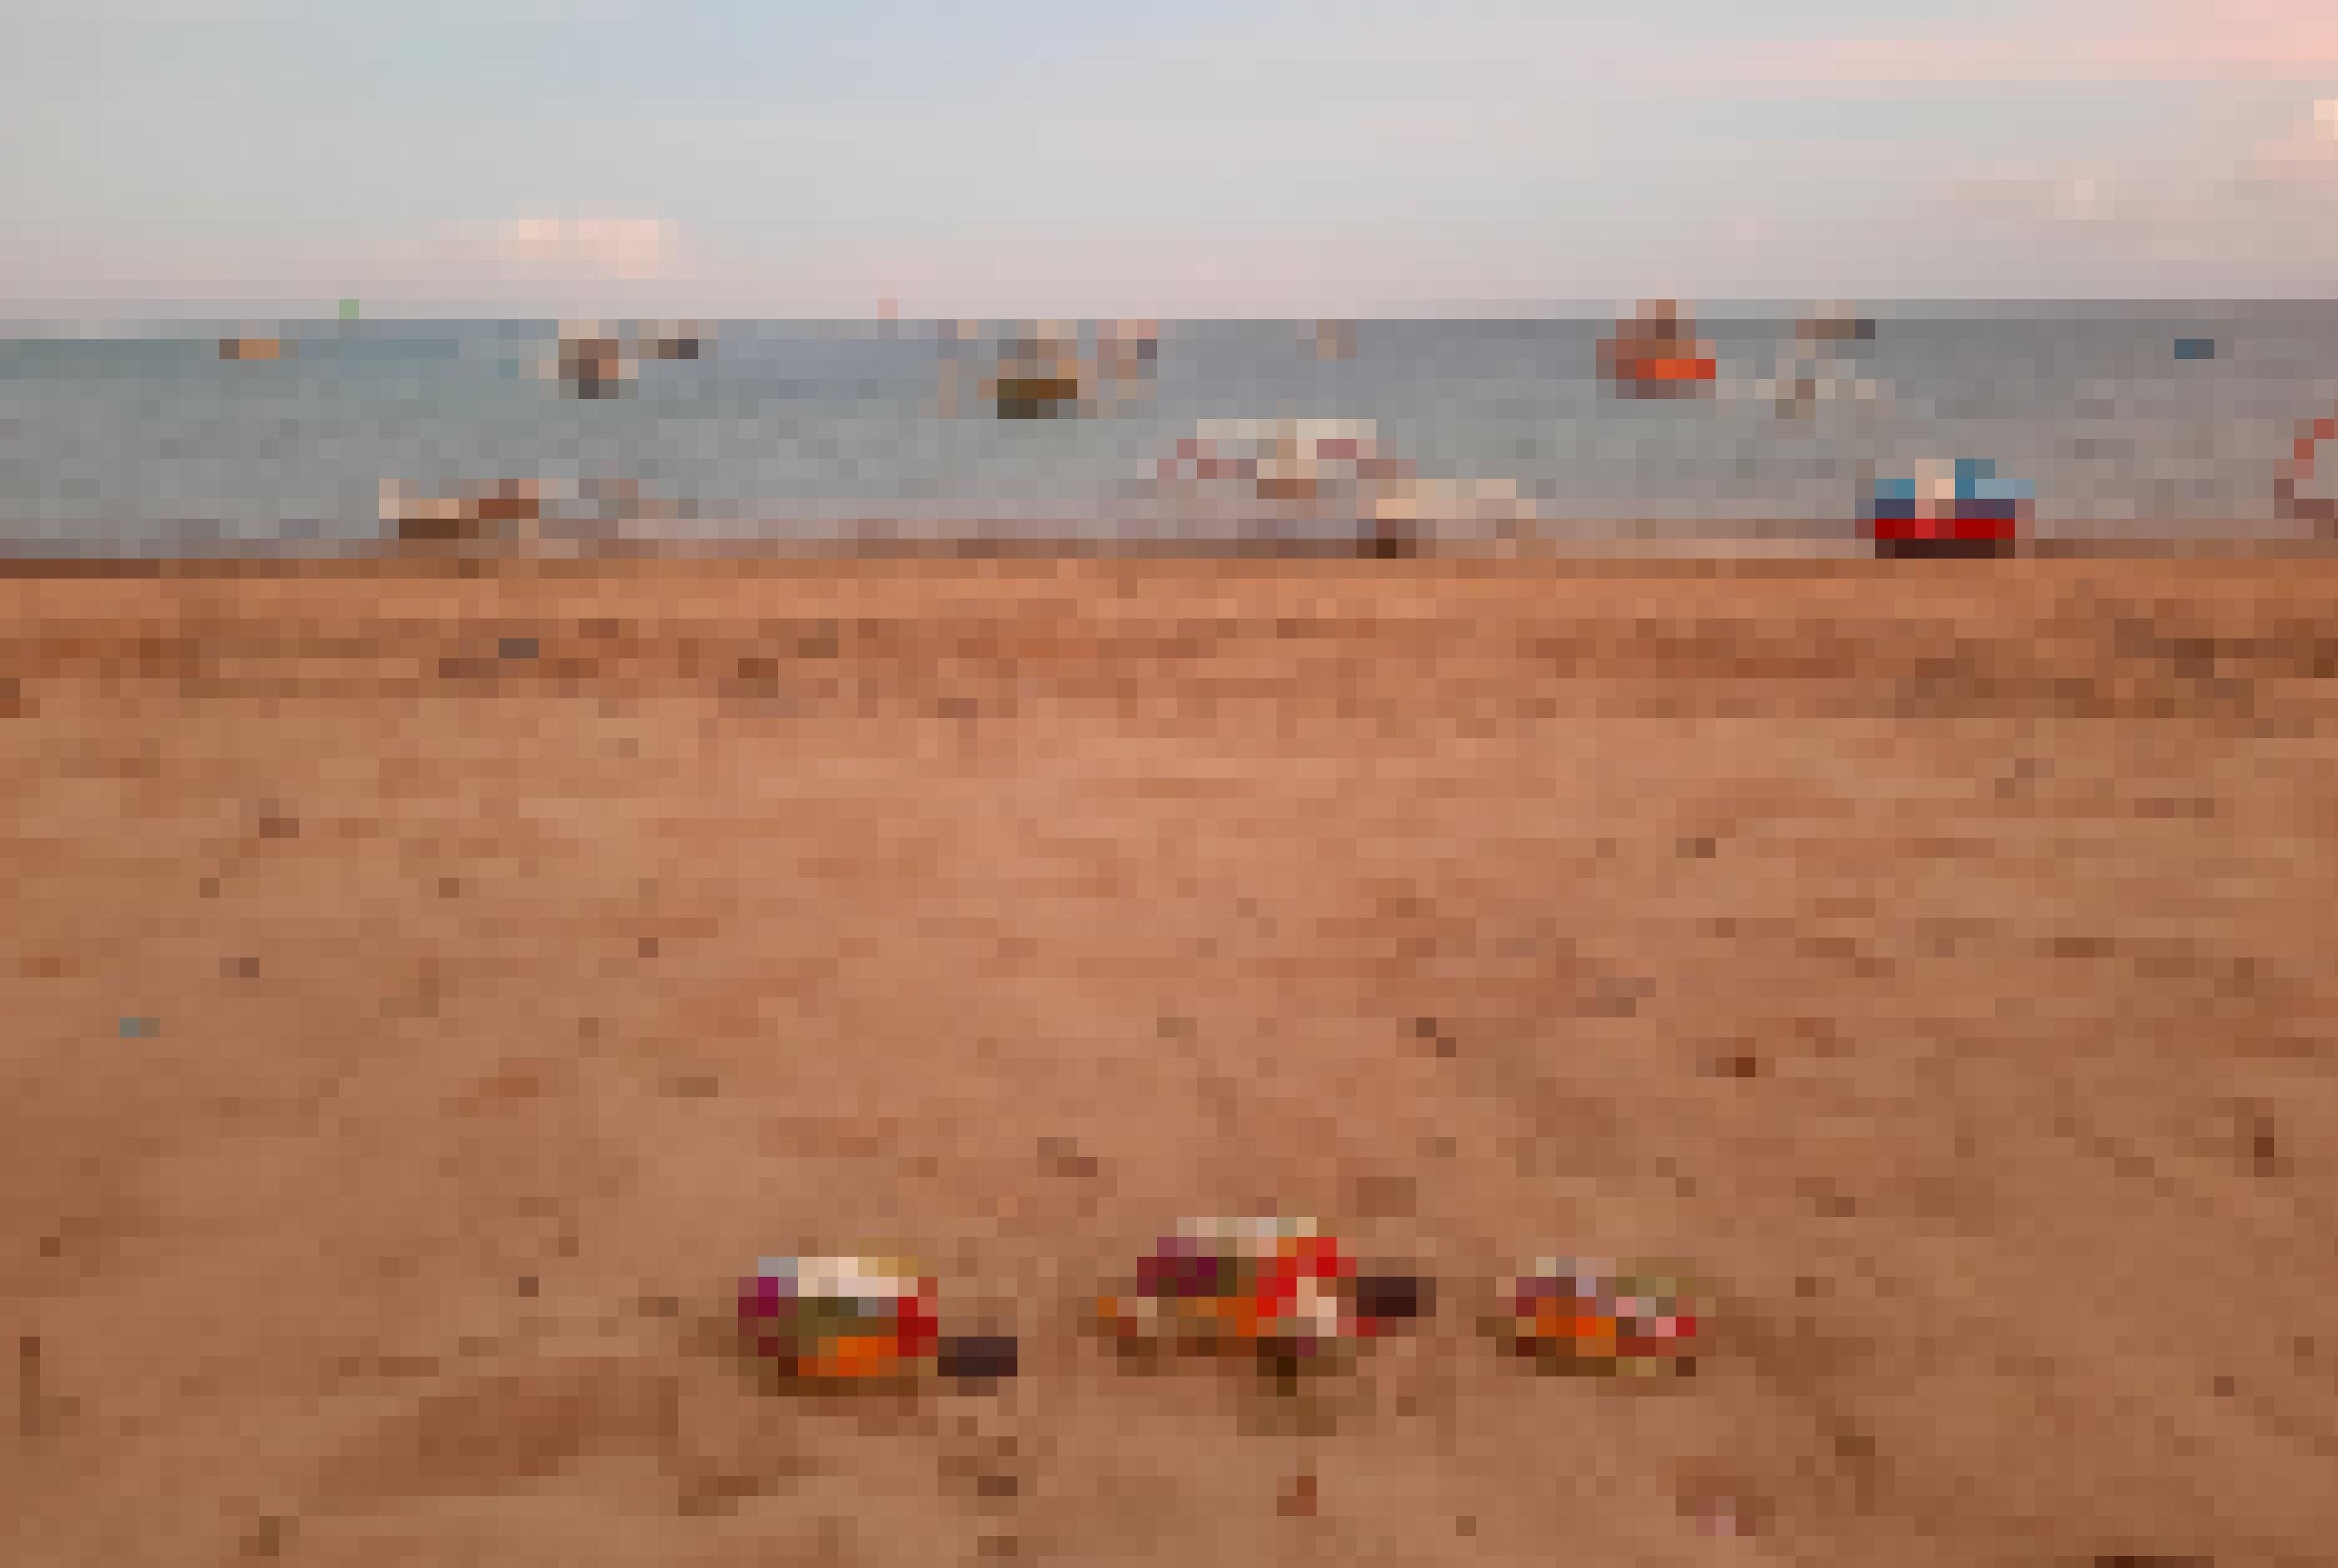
[1618,357,1716,384]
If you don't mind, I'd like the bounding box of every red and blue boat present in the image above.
[1868,458,2032,557]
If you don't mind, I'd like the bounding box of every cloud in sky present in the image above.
[488,216,679,280]
[2252,98,2338,172]
[1948,97,2338,210]
[1716,0,2338,85]
[1929,94,2338,296]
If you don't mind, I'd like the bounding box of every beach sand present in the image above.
[3,555,2336,1566]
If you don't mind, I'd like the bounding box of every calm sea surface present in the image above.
[4,306,2336,554]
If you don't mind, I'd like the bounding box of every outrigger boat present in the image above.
[379,478,547,552]
[1793,302,1875,345]
[1598,298,1716,399]
[378,476,691,555]
[2274,406,2337,531]
[1868,458,2032,558]
[938,319,1157,420]
[990,332,1084,418]
[1761,303,1883,418]
[218,335,286,361]
[1148,417,1538,556]
[545,320,707,399]
[1307,319,1357,361]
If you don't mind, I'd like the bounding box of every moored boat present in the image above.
[1795,302,1876,344]
[1148,417,1537,555]
[1598,298,1716,398]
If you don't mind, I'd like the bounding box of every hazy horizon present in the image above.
[10,299,2338,332]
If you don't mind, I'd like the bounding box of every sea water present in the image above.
[2,306,2335,555]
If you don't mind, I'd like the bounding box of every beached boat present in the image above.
[1868,458,2032,557]
[379,478,547,551]
[2275,407,2337,530]
[1598,299,1716,399]
[377,476,690,555]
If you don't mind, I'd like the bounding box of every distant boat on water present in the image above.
[1148,417,1538,555]
[1763,302,1882,418]
[990,324,1086,419]
[938,320,1157,420]
[1795,303,1876,345]
[219,336,286,361]
[544,321,706,398]
[1598,299,1716,399]
[1308,320,1357,361]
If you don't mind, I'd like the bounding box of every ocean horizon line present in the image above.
[6,298,2338,336]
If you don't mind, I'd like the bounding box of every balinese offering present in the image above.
[740,1254,1017,1384]
[1096,1216,1431,1372]
[1492,1257,1706,1379]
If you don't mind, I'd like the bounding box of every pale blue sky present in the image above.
[4,0,2334,314]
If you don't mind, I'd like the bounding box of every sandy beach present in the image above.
[4,554,2336,1567]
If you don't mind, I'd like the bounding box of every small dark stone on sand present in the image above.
[1038,1136,1098,1176]
[241,1515,290,1558]
[1355,1273,1432,1323]
[940,1336,1019,1380]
